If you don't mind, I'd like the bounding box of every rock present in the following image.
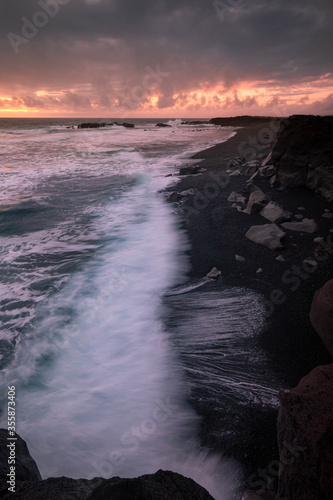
[244,491,277,500]
[276,255,286,262]
[88,470,215,500]
[179,165,201,175]
[256,268,263,274]
[0,469,214,500]
[156,123,171,127]
[281,218,318,233]
[245,165,258,177]
[165,191,179,202]
[206,267,222,279]
[228,192,247,204]
[179,189,195,197]
[229,169,242,176]
[294,214,304,220]
[245,224,286,250]
[322,213,333,219]
[0,430,41,483]
[310,279,333,357]
[297,207,306,211]
[235,255,246,262]
[261,152,272,167]
[277,364,333,500]
[121,122,135,128]
[209,116,275,127]
[78,122,107,129]
[0,430,214,500]
[258,165,276,178]
[243,190,271,215]
[271,115,333,201]
[260,201,291,223]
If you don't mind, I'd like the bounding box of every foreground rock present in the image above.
[0,430,214,500]
[271,115,333,201]
[277,364,333,500]
[310,279,333,357]
[0,430,41,483]
[245,224,285,250]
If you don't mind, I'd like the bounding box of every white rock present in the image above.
[206,267,221,279]
[243,190,270,215]
[276,255,286,262]
[235,255,246,262]
[314,237,325,244]
[245,224,286,250]
[228,192,247,204]
[256,268,263,274]
[229,169,242,177]
[179,189,195,196]
[297,207,306,211]
[281,218,319,233]
[260,201,290,223]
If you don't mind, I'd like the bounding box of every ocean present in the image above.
[0,118,281,499]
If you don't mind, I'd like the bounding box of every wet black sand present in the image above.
[164,122,332,494]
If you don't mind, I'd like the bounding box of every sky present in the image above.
[0,0,333,118]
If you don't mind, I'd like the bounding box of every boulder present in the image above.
[271,115,333,201]
[260,201,291,223]
[0,430,215,500]
[245,224,286,250]
[243,190,271,215]
[121,122,135,128]
[281,218,318,233]
[310,279,333,357]
[156,123,171,127]
[277,364,333,500]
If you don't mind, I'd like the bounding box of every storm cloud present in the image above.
[0,0,332,116]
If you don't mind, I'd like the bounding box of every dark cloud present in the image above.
[0,0,332,114]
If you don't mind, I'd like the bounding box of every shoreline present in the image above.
[164,122,332,489]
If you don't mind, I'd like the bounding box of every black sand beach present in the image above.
[164,121,332,490]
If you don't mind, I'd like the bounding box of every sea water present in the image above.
[0,118,281,499]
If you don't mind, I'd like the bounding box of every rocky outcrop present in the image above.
[209,116,274,127]
[271,115,333,201]
[78,122,108,129]
[310,279,333,357]
[0,430,214,500]
[277,364,333,500]
[0,430,41,483]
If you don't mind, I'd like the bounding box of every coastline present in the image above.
[164,122,332,487]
